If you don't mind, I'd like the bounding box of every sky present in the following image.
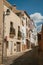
[7,0,43,32]
[7,0,43,15]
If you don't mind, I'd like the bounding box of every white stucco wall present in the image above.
[23,13,38,46]
[30,27,38,46]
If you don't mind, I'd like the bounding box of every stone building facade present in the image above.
[0,0,38,59]
[0,0,3,64]
[3,0,32,57]
[3,0,22,56]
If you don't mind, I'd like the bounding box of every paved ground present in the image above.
[3,52,24,65]
[3,48,32,65]
[10,46,43,65]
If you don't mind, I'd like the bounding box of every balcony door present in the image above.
[17,42,21,52]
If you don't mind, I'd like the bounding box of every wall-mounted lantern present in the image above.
[6,9,10,15]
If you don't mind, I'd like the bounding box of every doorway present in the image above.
[17,42,21,52]
[26,39,30,49]
[9,41,13,54]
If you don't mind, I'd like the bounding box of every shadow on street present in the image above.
[10,46,43,65]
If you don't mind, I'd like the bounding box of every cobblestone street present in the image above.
[10,47,43,65]
[3,52,24,65]
[3,48,31,65]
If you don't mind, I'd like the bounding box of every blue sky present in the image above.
[7,0,43,15]
[7,0,43,32]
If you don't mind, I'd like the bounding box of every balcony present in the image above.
[9,33,15,38]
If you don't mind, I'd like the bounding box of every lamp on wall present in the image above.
[6,9,10,15]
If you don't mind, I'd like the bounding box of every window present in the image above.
[26,18,28,26]
[18,26,22,40]
[29,33,30,38]
[0,43,1,45]
[28,21,30,27]
[6,41,8,48]
[26,28,28,38]
[10,22,13,27]
[14,43,16,46]
[9,22,16,38]
[10,22,13,34]
[22,20,24,26]
[14,49,16,51]
[22,17,25,20]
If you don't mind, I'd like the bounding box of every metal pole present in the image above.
[2,10,10,63]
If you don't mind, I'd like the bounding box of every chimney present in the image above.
[13,4,16,9]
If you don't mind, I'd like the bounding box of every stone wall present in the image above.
[0,0,3,64]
